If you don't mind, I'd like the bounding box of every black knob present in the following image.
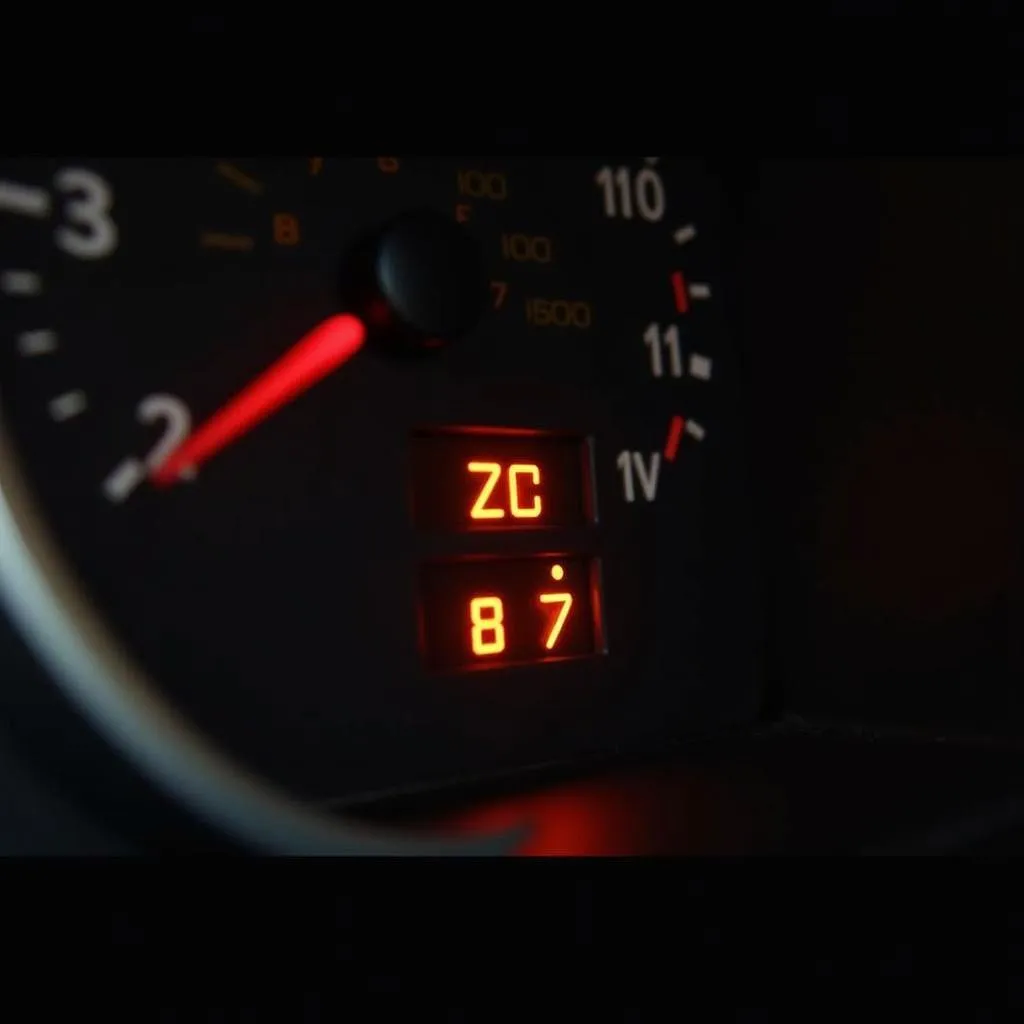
[343,211,488,354]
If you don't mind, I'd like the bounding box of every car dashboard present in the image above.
[0,150,1021,855]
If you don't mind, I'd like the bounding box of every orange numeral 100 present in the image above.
[467,461,542,521]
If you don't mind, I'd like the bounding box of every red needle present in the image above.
[151,313,367,485]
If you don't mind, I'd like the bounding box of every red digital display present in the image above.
[419,556,603,672]
[410,430,593,531]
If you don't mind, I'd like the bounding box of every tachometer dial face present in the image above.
[0,158,760,803]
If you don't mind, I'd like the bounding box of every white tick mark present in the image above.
[17,329,57,356]
[49,390,87,421]
[102,458,146,503]
[673,224,697,246]
[2,270,42,295]
[688,354,713,380]
[0,181,50,217]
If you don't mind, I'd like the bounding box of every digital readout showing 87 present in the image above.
[468,562,574,656]
[412,432,602,672]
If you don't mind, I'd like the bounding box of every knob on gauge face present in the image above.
[0,158,760,807]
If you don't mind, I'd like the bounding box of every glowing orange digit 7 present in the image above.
[508,464,542,518]
[539,592,573,650]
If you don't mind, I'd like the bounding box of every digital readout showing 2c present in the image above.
[411,430,603,672]
[410,431,594,532]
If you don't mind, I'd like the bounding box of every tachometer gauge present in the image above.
[0,157,760,848]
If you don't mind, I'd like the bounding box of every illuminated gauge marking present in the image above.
[664,416,685,462]
[688,353,712,380]
[48,390,87,421]
[670,270,712,313]
[674,224,697,245]
[2,270,42,295]
[17,330,57,357]
[0,180,50,217]
[670,271,689,314]
[272,214,300,246]
[644,323,683,378]
[215,162,264,196]
[200,233,255,252]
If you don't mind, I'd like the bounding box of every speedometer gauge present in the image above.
[0,157,760,843]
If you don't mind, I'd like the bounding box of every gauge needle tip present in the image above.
[151,313,367,486]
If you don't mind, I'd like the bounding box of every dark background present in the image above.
[737,159,1022,734]
[1,151,1023,851]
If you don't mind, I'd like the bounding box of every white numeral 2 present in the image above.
[102,394,192,504]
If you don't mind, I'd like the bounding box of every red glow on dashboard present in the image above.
[439,764,778,856]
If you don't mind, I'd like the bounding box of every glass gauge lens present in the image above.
[0,158,759,802]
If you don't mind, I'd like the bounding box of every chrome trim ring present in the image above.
[0,415,523,855]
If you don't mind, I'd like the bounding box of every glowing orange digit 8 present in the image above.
[469,596,505,656]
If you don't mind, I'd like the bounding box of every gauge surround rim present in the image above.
[0,419,523,854]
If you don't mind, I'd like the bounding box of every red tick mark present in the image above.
[664,415,685,462]
[671,271,689,314]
